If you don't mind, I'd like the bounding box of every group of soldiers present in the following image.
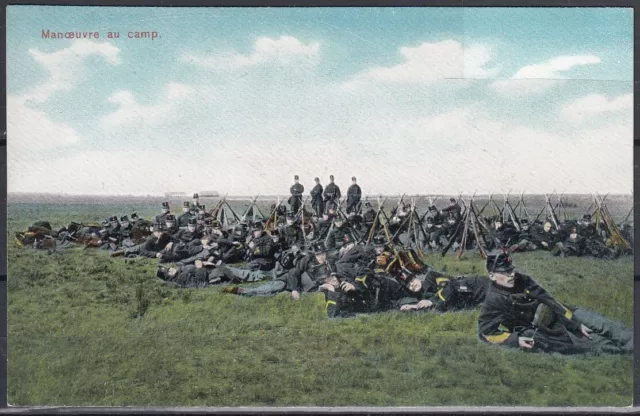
[12,180,634,355]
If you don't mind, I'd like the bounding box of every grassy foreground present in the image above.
[6,205,634,407]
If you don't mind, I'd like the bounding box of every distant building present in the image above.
[199,190,220,197]
[165,192,189,198]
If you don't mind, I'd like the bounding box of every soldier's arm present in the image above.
[139,237,160,258]
[523,275,582,332]
[478,305,521,348]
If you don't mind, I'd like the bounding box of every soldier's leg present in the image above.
[214,264,269,283]
[240,280,287,296]
[573,307,633,354]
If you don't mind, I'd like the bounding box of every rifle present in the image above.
[241,194,260,223]
[210,193,228,219]
[364,196,388,245]
[377,197,406,268]
[265,197,284,233]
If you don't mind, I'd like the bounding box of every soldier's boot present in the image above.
[111,249,125,257]
[222,286,244,295]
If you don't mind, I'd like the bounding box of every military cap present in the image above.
[109,216,118,222]
[199,205,206,212]
[582,214,592,220]
[294,175,299,180]
[352,177,356,181]
[162,201,170,208]
[429,205,437,211]
[252,222,264,231]
[188,218,197,225]
[520,218,529,225]
[120,215,129,222]
[183,201,190,207]
[314,177,320,182]
[165,214,176,222]
[450,198,456,203]
[131,212,139,220]
[365,201,372,207]
[426,216,434,224]
[101,219,110,227]
[373,235,387,246]
[270,229,280,236]
[286,211,295,219]
[157,266,168,278]
[329,175,334,180]
[486,249,515,274]
[193,193,199,199]
[311,240,328,253]
[211,220,222,229]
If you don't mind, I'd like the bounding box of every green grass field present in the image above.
[6,202,634,407]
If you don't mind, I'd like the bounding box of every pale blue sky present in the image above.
[6,7,634,195]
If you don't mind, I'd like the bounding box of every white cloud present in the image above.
[560,93,632,124]
[181,36,320,70]
[491,55,600,97]
[25,39,121,103]
[342,40,499,89]
[512,55,601,79]
[7,40,121,166]
[100,82,196,129]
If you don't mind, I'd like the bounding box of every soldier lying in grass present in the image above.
[478,249,632,355]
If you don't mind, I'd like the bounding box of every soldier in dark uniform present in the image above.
[223,240,334,299]
[489,219,520,250]
[321,267,411,318]
[478,250,632,355]
[528,221,556,251]
[114,221,171,259]
[190,193,202,213]
[323,175,341,213]
[178,202,193,227]
[550,226,586,257]
[172,218,203,245]
[281,212,303,250]
[289,175,305,215]
[441,198,462,221]
[577,214,596,238]
[310,177,324,216]
[155,202,171,224]
[397,269,489,312]
[118,215,135,248]
[508,218,538,253]
[424,205,443,225]
[325,216,351,252]
[164,214,180,235]
[362,201,376,227]
[245,222,277,271]
[346,177,362,214]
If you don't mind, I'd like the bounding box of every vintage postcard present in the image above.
[6,6,633,407]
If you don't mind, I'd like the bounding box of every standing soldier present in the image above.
[178,202,193,227]
[441,198,462,221]
[289,175,304,214]
[346,177,362,214]
[310,177,324,216]
[323,175,341,213]
[191,193,202,213]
